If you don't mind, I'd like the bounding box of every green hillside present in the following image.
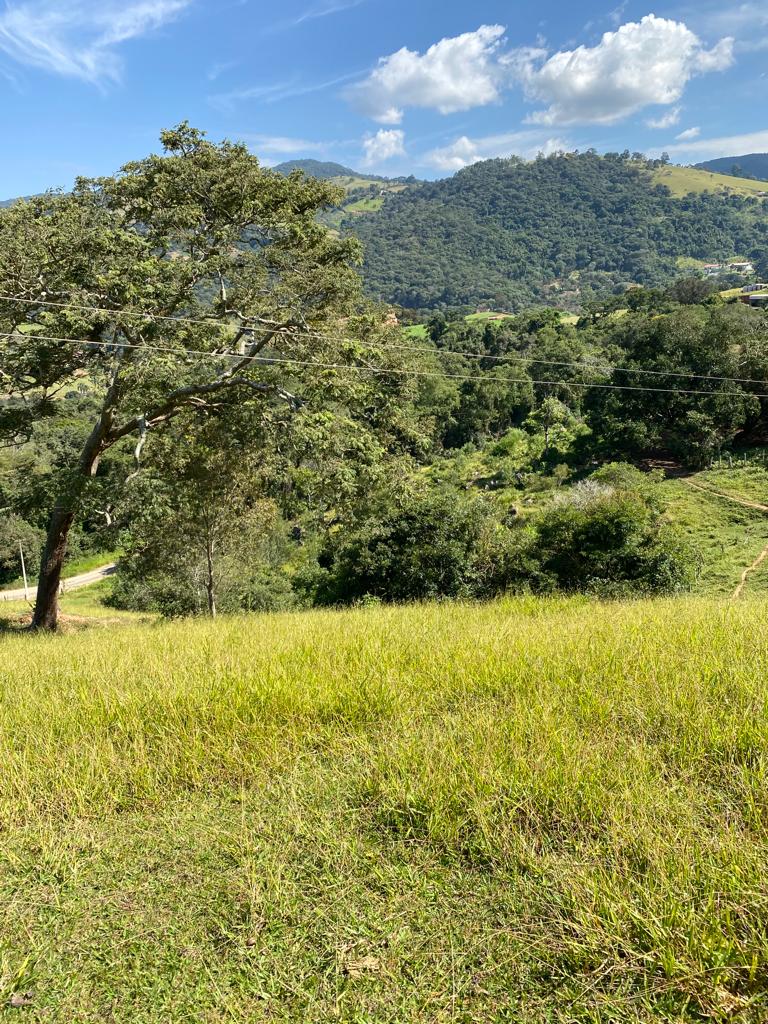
[653,163,768,197]
[345,152,768,311]
[272,159,366,180]
[696,153,768,181]
[272,159,420,230]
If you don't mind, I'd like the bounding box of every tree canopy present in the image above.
[0,123,411,628]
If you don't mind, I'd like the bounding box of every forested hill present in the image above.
[696,154,768,181]
[346,152,768,311]
[272,159,363,179]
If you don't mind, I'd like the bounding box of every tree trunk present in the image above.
[205,535,217,618]
[31,428,106,631]
[30,501,78,630]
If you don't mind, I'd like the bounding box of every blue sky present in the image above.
[0,0,766,196]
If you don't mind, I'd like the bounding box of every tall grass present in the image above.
[2,597,768,1020]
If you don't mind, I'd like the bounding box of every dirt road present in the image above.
[0,564,116,603]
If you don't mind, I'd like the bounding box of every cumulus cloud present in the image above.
[646,106,681,130]
[510,14,734,125]
[362,128,406,166]
[675,126,701,141]
[349,16,734,129]
[0,0,190,83]
[347,24,507,124]
[427,131,571,173]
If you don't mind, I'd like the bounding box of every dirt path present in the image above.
[681,480,768,599]
[0,564,116,603]
[734,546,768,600]
[682,479,768,513]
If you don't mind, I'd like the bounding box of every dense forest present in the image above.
[347,152,768,311]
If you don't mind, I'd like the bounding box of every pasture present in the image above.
[2,597,768,1020]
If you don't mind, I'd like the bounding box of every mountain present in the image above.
[343,153,768,312]
[272,159,365,180]
[695,154,768,182]
[271,159,423,232]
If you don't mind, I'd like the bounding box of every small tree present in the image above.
[525,397,576,454]
[0,124,404,629]
[0,514,44,586]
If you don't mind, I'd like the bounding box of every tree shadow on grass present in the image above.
[0,612,32,635]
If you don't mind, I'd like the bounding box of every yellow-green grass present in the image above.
[0,578,148,626]
[402,323,428,339]
[659,464,768,596]
[652,165,768,199]
[344,196,384,214]
[465,310,514,323]
[3,597,768,1020]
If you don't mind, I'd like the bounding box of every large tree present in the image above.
[0,124,404,629]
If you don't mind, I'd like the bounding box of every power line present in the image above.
[363,340,768,387]
[0,294,282,333]
[1,329,767,399]
[3,293,768,388]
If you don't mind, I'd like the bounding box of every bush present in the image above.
[308,487,509,605]
[532,469,698,595]
[305,467,697,606]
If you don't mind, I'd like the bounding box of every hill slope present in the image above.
[272,159,367,180]
[347,153,768,311]
[272,159,421,231]
[651,163,768,197]
[695,153,768,181]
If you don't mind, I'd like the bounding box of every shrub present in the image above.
[532,469,698,595]
[308,487,507,605]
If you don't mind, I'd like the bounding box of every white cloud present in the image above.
[267,0,367,33]
[362,129,406,166]
[348,24,507,124]
[349,15,734,129]
[646,106,681,130]
[428,136,482,172]
[676,126,701,141]
[290,0,366,26]
[691,3,767,41]
[608,1,629,27]
[426,131,572,172]
[0,0,190,83]
[656,129,768,161]
[241,135,332,157]
[210,70,361,111]
[511,14,734,125]
[207,60,236,83]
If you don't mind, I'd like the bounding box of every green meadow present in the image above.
[3,596,768,1021]
[651,164,768,199]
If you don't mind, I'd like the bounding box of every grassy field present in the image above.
[661,464,768,596]
[652,164,768,199]
[0,579,147,627]
[345,196,385,214]
[3,596,768,1021]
